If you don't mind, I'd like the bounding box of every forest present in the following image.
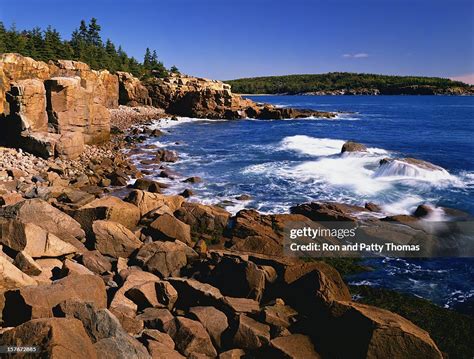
[0,19,178,78]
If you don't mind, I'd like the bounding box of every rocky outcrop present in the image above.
[117,71,152,106]
[146,74,335,120]
[0,54,118,158]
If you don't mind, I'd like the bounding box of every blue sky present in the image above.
[1,0,473,82]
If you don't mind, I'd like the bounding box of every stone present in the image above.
[183,176,202,183]
[13,251,42,276]
[142,329,175,348]
[167,278,223,309]
[61,258,95,277]
[133,178,164,193]
[92,220,142,258]
[34,258,63,283]
[365,202,382,212]
[323,301,443,359]
[0,318,97,358]
[155,149,178,162]
[341,141,367,153]
[148,213,191,244]
[136,241,197,278]
[219,349,246,359]
[73,196,140,232]
[222,297,260,314]
[0,192,23,206]
[137,307,175,331]
[189,306,228,348]
[2,274,107,326]
[155,280,179,309]
[166,317,217,357]
[174,202,230,240]
[0,255,37,292]
[117,71,151,106]
[55,131,85,159]
[79,250,113,274]
[125,281,161,310]
[232,314,270,350]
[414,204,434,218]
[269,334,321,359]
[0,198,85,240]
[146,341,185,359]
[290,201,367,222]
[0,220,77,258]
[125,189,185,217]
[262,301,298,328]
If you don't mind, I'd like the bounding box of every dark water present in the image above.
[133,95,474,313]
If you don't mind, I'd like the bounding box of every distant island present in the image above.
[225,73,474,95]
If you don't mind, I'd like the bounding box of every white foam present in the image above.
[280,135,346,156]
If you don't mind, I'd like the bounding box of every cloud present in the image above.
[449,73,474,85]
[343,53,369,58]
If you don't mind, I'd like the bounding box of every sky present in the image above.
[1,0,473,82]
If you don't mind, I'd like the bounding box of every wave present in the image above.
[280,135,346,156]
[373,159,458,183]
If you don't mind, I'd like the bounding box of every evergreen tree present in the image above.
[143,47,152,70]
[87,18,102,46]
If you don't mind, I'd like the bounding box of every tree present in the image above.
[87,18,102,46]
[143,47,152,69]
[170,65,180,74]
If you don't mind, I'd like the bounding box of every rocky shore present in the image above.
[0,53,465,358]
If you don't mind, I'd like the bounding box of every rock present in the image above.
[228,210,311,256]
[166,317,217,357]
[167,278,223,309]
[55,131,85,159]
[0,220,77,258]
[235,194,252,201]
[414,204,434,218]
[180,189,194,198]
[174,202,230,240]
[379,157,445,172]
[341,141,367,153]
[79,250,113,274]
[290,201,367,222]
[219,349,246,359]
[0,255,37,292]
[189,306,228,349]
[147,213,191,244]
[133,178,163,193]
[0,198,85,240]
[125,189,185,217]
[61,258,95,276]
[232,314,270,350]
[136,241,197,278]
[3,274,107,326]
[125,281,162,310]
[269,334,321,359]
[155,280,179,309]
[183,176,202,183]
[34,258,63,283]
[92,220,142,258]
[322,301,443,359]
[56,300,150,359]
[365,202,382,212]
[117,71,151,106]
[73,196,141,232]
[155,149,179,162]
[222,297,260,314]
[13,251,42,276]
[262,301,298,328]
[110,269,161,328]
[146,341,185,359]
[0,318,97,358]
[142,329,175,348]
[0,192,23,206]
[136,307,175,331]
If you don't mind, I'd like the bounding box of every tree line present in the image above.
[225,73,471,94]
[0,18,179,78]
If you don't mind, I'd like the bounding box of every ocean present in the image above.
[131,95,474,314]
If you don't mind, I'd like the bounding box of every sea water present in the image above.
[133,95,474,314]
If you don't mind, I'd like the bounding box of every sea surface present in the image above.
[132,95,474,314]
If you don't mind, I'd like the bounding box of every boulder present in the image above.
[147,213,192,244]
[2,274,107,326]
[0,219,77,258]
[0,198,85,240]
[174,202,230,240]
[155,149,178,162]
[56,300,150,359]
[269,334,321,359]
[322,301,443,359]
[189,306,228,349]
[133,178,165,193]
[222,297,260,314]
[166,317,217,357]
[219,349,246,359]
[13,251,42,276]
[73,196,140,232]
[0,318,97,358]
[61,258,95,276]
[17,131,61,158]
[92,220,142,258]
[146,341,185,359]
[167,278,223,309]
[55,131,85,159]
[341,141,367,153]
[136,307,175,331]
[0,255,37,292]
[262,301,298,328]
[79,250,113,274]
[290,201,367,222]
[232,314,270,350]
[125,189,185,217]
[135,241,197,278]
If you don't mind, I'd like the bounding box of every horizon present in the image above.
[1,0,473,84]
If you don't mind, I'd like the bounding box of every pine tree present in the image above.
[143,48,152,70]
[87,18,102,46]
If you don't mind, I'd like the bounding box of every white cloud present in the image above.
[342,53,369,58]
[449,73,474,85]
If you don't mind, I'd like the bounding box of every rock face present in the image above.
[0,53,117,157]
[117,71,151,106]
[146,73,335,120]
[341,141,367,153]
[0,318,98,359]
